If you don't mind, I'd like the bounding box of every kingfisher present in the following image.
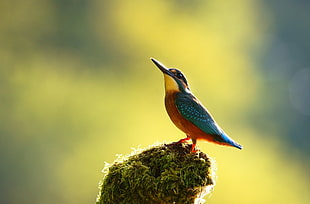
[151,58,242,152]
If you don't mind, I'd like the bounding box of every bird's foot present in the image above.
[168,137,198,153]
[190,144,198,153]
[176,137,191,144]
[168,137,190,146]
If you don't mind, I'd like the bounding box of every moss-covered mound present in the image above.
[96,143,215,204]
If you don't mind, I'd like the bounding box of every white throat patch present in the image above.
[164,74,179,92]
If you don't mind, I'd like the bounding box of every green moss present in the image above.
[96,143,216,204]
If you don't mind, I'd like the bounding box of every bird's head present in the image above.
[151,58,190,93]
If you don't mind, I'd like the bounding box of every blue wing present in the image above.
[175,92,223,136]
[175,92,242,149]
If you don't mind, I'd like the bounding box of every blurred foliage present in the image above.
[0,0,309,203]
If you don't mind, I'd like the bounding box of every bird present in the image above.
[151,58,242,152]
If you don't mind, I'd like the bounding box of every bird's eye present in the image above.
[176,72,183,79]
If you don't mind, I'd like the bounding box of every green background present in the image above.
[1,0,309,203]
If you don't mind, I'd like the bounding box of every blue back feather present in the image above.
[175,92,242,149]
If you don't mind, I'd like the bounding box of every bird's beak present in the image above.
[151,58,173,77]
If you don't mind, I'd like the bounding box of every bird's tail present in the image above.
[219,132,243,150]
[229,140,242,149]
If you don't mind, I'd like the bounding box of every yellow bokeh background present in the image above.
[1,0,309,203]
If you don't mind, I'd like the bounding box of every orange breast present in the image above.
[165,91,218,143]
